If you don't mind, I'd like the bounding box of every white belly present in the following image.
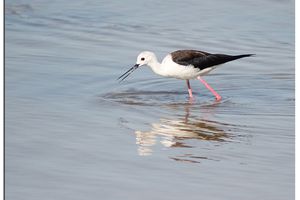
[160,55,215,80]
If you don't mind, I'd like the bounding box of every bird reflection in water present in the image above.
[135,102,230,159]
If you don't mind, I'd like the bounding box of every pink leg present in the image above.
[186,80,193,98]
[197,76,222,101]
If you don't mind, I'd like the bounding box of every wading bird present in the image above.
[118,50,253,101]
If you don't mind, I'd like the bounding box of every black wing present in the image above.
[171,50,253,70]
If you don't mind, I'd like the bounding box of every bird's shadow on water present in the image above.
[100,89,246,163]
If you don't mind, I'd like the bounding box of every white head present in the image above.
[135,51,157,67]
[117,51,159,82]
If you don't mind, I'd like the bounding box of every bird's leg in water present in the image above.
[197,76,222,101]
[186,80,194,98]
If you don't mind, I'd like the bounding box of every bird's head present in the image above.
[117,51,157,82]
[135,51,157,67]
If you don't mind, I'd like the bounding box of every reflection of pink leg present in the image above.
[197,76,221,101]
[186,80,193,98]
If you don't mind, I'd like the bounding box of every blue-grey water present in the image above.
[5,0,294,200]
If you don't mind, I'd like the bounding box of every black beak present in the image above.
[117,64,140,82]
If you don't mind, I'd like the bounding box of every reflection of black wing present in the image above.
[171,50,253,70]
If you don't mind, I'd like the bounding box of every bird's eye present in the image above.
[141,57,145,61]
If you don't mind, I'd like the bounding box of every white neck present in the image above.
[147,57,165,76]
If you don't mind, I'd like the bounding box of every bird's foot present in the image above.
[215,95,222,101]
[188,96,195,104]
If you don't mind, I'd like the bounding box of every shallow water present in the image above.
[5,0,294,199]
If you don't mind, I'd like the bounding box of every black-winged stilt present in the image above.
[118,50,253,101]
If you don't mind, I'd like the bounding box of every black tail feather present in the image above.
[191,53,254,70]
[215,54,255,64]
[233,54,255,60]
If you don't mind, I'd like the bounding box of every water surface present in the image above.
[5,0,294,200]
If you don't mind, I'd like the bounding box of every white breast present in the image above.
[161,54,209,80]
